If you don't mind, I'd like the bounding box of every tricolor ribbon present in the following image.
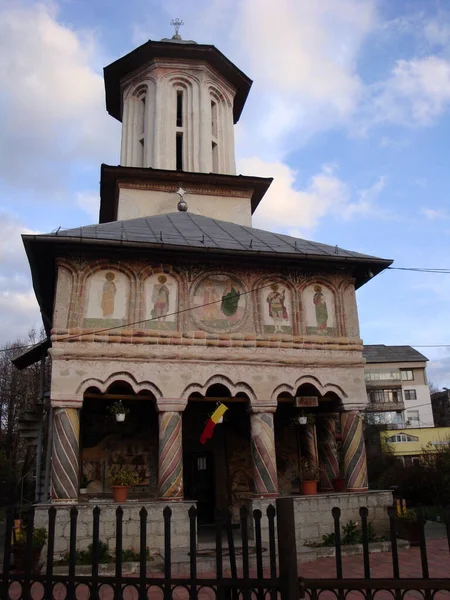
[200,403,228,444]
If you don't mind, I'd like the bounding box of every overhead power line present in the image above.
[1,265,450,355]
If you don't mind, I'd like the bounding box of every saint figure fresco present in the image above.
[303,283,336,336]
[313,284,328,333]
[144,273,177,330]
[151,275,170,321]
[84,270,128,328]
[266,283,288,332]
[202,279,219,321]
[101,272,117,317]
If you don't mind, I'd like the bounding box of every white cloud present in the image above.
[422,208,449,221]
[76,192,100,221]
[0,2,120,192]
[0,212,41,343]
[232,0,376,155]
[241,158,385,234]
[364,56,450,129]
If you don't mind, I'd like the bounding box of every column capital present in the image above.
[156,398,187,413]
[248,402,277,414]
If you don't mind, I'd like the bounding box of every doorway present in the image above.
[184,451,215,524]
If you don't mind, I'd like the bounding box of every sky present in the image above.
[1,0,450,387]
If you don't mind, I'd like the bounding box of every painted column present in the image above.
[317,416,339,491]
[51,407,80,502]
[249,405,279,496]
[157,399,186,500]
[301,424,319,466]
[342,410,368,492]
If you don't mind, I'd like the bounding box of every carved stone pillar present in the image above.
[249,404,279,496]
[342,410,368,491]
[157,399,186,500]
[51,407,80,502]
[317,416,339,491]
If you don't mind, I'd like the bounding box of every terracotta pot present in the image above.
[396,520,421,546]
[301,480,318,495]
[333,478,347,492]
[112,485,129,503]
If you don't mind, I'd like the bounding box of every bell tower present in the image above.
[100,24,272,226]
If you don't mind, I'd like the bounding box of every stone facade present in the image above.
[34,501,194,559]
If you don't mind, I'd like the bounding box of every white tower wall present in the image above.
[120,60,236,175]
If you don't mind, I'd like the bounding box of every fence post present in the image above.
[276,497,299,600]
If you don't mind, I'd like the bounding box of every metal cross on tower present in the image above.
[170,18,184,39]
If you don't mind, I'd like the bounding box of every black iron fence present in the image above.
[1,498,450,600]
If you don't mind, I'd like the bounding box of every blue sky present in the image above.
[1,0,450,387]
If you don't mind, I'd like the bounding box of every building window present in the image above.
[404,389,417,400]
[176,133,183,170]
[211,101,218,137]
[177,90,183,127]
[368,389,402,404]
[365,371,400,381]
[404,456,420,467]
[386,433,419,443]
[197,456,207,471]
[406,410,420,424]
[366,411,404,426]
[401,369,414,381]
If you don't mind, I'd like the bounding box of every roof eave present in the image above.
[99,164,273,223]
[104,40,252,124]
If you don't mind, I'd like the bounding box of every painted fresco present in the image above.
[192,275,246,331]
[144,273,177,330]
[303,284,337,336]
[261,283,293,334]
[83,270,128,328]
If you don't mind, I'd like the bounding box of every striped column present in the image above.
[158,410,184,499]
[249,407,278,496]
[342,411,368,491]
[301,424,319,465]
[51,407,80,502]
[317,417,339,491]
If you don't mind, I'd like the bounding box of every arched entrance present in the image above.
[80,381,158,497]
[275,383,343,495]
[182,384,251,525]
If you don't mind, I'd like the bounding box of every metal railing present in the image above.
[1,499,450,600]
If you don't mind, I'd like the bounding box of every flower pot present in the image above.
[112,485,129,502]
[298,416,308,425]
[79,488,87,495]
[396,520,421,546]
[333,478,347,492]
[116,413,126,422]
[301,480,318,495]
[12,546,44,573]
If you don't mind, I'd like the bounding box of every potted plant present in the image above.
[107,400,130,422]
[79,473,92,495]
[300,458,322,495]
[333,442,347,492]
[296,412,315,426]
[108,466,139,502]
[12,527,47,572]
[396,508,421,546]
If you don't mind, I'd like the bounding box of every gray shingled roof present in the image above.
[51,212,383,260]
[363,345,428,363]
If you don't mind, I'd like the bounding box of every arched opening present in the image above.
[182,384,251,526]
[80,381,158,498]
[275,384,344,495]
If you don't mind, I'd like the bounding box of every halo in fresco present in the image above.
[192,274,247,332]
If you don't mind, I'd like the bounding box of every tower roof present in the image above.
[104,39,252,124]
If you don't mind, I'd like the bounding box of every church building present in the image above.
[20,25,393,549]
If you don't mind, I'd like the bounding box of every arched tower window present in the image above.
[174,86,186,170]
[209,88,226,173]
[134,86,147,167]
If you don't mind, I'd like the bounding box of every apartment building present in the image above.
[363,345,434,429]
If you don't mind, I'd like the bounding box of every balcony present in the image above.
[366,388,405,412]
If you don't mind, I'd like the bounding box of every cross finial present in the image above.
[170,18,184,40]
